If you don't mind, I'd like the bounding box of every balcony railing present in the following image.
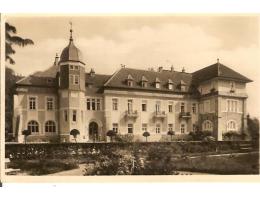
[179,111,191,119]
[125,110,139,118]
[154,111,166,119]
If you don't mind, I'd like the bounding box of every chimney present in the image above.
[182,67,185,73]
[90,68,95,77]
[170,65,174,72]
[158,66,163,72]
[54,53,59,66]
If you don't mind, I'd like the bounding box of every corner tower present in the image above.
[58,25,86,142]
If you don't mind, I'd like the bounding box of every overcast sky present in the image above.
[6,15,260,118]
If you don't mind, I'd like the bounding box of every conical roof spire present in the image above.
[69,22,73,42]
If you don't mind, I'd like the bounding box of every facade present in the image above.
[13,29,252,143]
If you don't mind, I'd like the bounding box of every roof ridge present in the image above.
[104,68,122,86]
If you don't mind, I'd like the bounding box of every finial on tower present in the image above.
[217,58,219,63]
[69,21,73,41]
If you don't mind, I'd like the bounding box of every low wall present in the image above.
[5,141,257,160]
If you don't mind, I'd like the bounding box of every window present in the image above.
[127,80,133,87]
[155,101,161,112]
[128,99,133,112]
[29,97,36,110]
[112,98,118,111]
[128,124,133,134]
[28,120,39,133]
[204,100,210,113]
[74,75,79,85]
[87,99,91,110]
[64,110,68,121]
[112,123,118,133]
[202,120,213,131]
[230,81,236,92]
[91,99,96,110]
[141,81,148,87]
[168,124,173,131]
[168,84,173,90]
[156,124,161,134]
[142,100,147,112]
[181,124,185,134]
[70,65,74,70]
[155,82,160,89]
[74,66,79,70]
[168,102,173,113]
[142,123,148,132]
[97,99,101,110]
[180,102,185,113]
[45,121,56,133]
[227,99,238,112]
[227,120,237,131]
[192,103,196,114]
[72,110,77,122]
[46,97,54,110]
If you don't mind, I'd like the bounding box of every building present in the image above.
[13,28,253,143]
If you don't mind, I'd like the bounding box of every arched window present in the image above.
[28,120,39,133]
[202,120,213,131]
[227,120,237,131]
[45,121,56,133]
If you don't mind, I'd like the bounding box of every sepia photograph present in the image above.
[3,14,260,177]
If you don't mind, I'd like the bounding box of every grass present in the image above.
[173,152,259,174]
[9,159,79,175]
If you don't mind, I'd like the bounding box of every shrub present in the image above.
[106,130,116,142]
[142,132,150,142]
[223,131,241,141]
[114,133,134,143]
[167,131,175,141]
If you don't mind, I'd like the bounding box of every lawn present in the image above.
[173,152,259,174]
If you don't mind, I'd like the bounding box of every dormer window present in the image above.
[179,80,186,92]
[126,74,134,87]
[168,79,174,90]
[74,66,79,70]
[155,77,161,89]
[70,65,74,70]
[141,76,148,88]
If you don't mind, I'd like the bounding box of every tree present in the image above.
[143,131,150,142]
[247,115,259,141]
[5,22,34,65]
[22,129,31,144]
[70,129,80,143]
[106,130,116,142]
[5,23,34,139]
[167,130,175,141]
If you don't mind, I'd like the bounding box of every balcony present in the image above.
[125,110,139,119]
[179,112,191,119]
[154,111,166,119]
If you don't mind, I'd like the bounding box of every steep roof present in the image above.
[85,73,111,94]
[104,67,193,93]
[33,64,59,78]
[16,75,56,87]
[192,62,252,85]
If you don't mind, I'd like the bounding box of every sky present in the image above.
[6,15,260,118]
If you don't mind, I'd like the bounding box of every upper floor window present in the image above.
[45,121,56,133]
[64,110,68,121]
[28,120,39,133]
[192,103,197,114]
[74,66,79,70]
[168,102,173,113]
[112,98,118,111]
[86,98,101,111]
[230,81,236,93]
[74,75,79,85]
[112,123,118,133]
[227,120,237,131]
[72,110,77,122]
[180,102,185,113]
[29,97,37,110]
[155,101,161,112]
[227,99,238,112]
[46,97,54,110]
[156,124,161,134]
[142,100,147,112]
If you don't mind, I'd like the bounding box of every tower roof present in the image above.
[59,24,85,65]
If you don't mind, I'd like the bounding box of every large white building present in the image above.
[13,28,252,143]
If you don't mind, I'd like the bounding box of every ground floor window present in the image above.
[112,123,118,133]
[128,124,133,134]
[202,120,213,131]
[168,124,173,131]
[181,124,185,134]
[156,124,161,134]
[142,123,148,132]
[72,110,77,122]
[227,120,237,131]
[45,121,56,133]
[28,120,39,133]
